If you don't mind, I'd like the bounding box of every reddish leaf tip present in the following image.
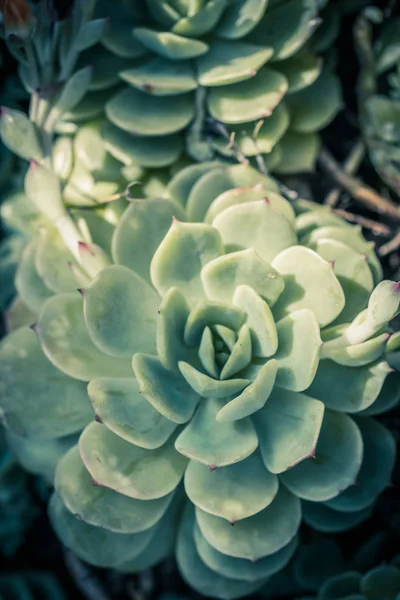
[208,464,218,472]
[92,479,102,487]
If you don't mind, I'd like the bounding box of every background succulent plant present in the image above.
[93,0,342,172]
[296,555,400,600]
[0,162,399,599]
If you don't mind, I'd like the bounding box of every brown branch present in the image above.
[333,209,392,236]
[325,140,365,207]
[63,550,111,600]
[319,147,400,222]
[379,230,400,257]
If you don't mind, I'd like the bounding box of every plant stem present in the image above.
[379,231,400,257]
[63,550,111,600]
[325,140,365,207]
[333,209,392,236]
[319,147,400,221]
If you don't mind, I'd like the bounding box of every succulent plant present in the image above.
[356,12,400,197]
[94,0,342,171]
[0,162,399,599]
[296,556,400,600]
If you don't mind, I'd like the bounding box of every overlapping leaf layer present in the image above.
[0,163,399,599]
[82,0,343,170]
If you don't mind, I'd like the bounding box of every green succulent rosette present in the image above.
[1,163,399,599]
[91,0,342,171]
[360,17,400,197]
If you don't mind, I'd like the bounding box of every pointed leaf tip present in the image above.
[393,281,400,294]
[208,465,218,472]
[78,241,94,255]
[29,323,38,333]
[92,479,102,487]
[94,414,103,424]
[77,288,85,296]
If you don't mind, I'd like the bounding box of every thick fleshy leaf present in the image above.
[0,327,92,439]
[112,198,184,284]
[233,285,278,357]
[187,165,276,224]
[37,294,132,381]
[35,228,77,293]
[83,265,159,357]
[307,359,390,413]
[175,397,258,468]
[312,238,374,324]
[305,224,382,285]
[121,57,197,95]
[319,572,362,600]
[101,8,148,58]
[275,51,322,94]
[106,87,195,136]
[185,451,278,522]
[132,353,199,424]
[6,431,77,484]
[55,445,173,533]
[201,248,284,306]
[155,287,192,373]
[326,333,390,368]
[216,0,268,39]
[150,220,223,306]
[248,0,319,61]
[195,523,297,583]
[217,359,277,422]
[359,372,400,416]
[199,326,219,378]
[196,485,301,560]
[220,324,252,380]
[184,300,245,345]
[171,0,228,36]
[87,377,176,448]
[286,70,342,133]
[103,122,184,168]
[215,325,237,350]
[178,362,249,399]
[186,164,277,222]
[15,241,52,313]
[361,566,400,599]
[213,104,289,157]
[273,130,320,174]
[214,200,296,264]
[256,388,325,474]
[197,42,273,87]
[302,501,372,533]
[49,493,155,568]
[208,67,288,124]
[325,417,395,512]
[281,410,363,502]
[205,185,296,226]
[176,508,262,600]
[272,246,345,327]
[133,28,209,59]
[167,162,221,207]
[79,422,187,500]
[274,309,322,391]
[117,499,178,573]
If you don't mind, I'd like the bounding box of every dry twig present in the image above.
[333,209,392,236]
[325,140,365,207]
[379,231,400,257]
[319,147,400,222]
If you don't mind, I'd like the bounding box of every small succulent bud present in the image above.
[0,0,34,38]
